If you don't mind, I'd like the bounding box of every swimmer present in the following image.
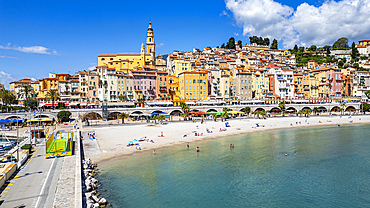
[285,152,288,156]
[153,150,156,155]
[187,142,189,148]
[196,147,200,152]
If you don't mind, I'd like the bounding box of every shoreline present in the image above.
[84,115,370,164]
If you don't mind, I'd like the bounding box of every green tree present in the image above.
[24,98,38,109]
[278,101,286,116]
[253,110,261,119]
[0,90,18,112]
[157,115,166,124]
[351,42,360,61]
[271,39,278,49]
[226,37,235,49]
[340,102,346,115]
[237,40,242,48]
[221,43,225,48]
[249,36,258,44]
[179,102,190,115]
[263,38,270,46]
[292,45,298,53]
[360,103,370,113]
[323,46,331,56]
[45,90,60,110]
[118,112,129,123]
[241,106,251,116]
[313,107,319,115]
[222,107,230,112]
[58,102,65,109]
[365,90,370,99]
[299,47,305,53]
[308,45,317,51]
[57,110,71,122]
[333,37,349,49]
[338,59,344,68]
[353,63,360,69]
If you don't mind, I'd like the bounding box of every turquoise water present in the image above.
[96,124,370,207]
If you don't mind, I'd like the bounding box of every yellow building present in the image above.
[97,22,156,71]
[359,40,370,47]
[282,50,291,57]
[178,71,208,100]
[173,59,192,77]
[251,69,269,99]
[335,53,351,62]
[38,78,59,100]
[168,75,181,101]
[309,71,319,98]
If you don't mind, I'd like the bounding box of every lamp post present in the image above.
[16,110,19,164]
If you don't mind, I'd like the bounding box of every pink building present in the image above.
[325,68,342,98]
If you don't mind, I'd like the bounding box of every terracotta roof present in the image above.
[98,54,117,57]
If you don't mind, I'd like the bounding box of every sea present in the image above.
[95,124,370,207]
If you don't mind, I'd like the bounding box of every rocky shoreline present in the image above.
[82,158,107,208]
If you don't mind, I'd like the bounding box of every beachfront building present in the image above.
[178,71,208,100]
[251,69,269,99]
[269,68,294,99]
[168,75,181,101]
[234,72,252,100]
[69,74,80,102]
[9,78,33,101]
[353,71,370,98]
[38,77,59,101]
[132,66,157,100]
[86,70,99,102]
[156,71,170,100]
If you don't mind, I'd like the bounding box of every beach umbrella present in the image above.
[225,122,229,126]
[128,141,133,144]
[133,139,137,142]
[216,111,223,116]
[150,112,168,115]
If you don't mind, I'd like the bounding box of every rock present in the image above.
[98,197,107,205]
[92,195,99,203]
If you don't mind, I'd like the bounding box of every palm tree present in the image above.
[253,110,261,119]
[313,107,319,115]
[151,115,158,124]
[212,114,217,122]
[21,85,33,100]
[221,111,229,121]
[278,101,286,116]
[340,102,346,115]
[304,109,311,117]
[157,115,166,124]
[241,106,251,117]
[222,107,230,112]
[260,111,267,119]
[179,102,190,115]
[0,90,18,112]
[118,112,129,123]
[46,90,60,110]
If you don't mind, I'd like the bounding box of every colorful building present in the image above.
[178,71,208,100]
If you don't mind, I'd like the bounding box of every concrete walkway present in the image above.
[0,145,63,208]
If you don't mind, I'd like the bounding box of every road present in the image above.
[0,144,63,208]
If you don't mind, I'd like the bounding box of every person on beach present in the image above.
[153,150,156,155]
[187,142,189,148]
[196,147,200,152]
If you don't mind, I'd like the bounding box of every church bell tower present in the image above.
[146,22,156,66]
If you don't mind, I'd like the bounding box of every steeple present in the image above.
[141,43,145,54]
[146,22,155,54]
[146,22,156,66]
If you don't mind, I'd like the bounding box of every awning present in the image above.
[228,111,244,114]
[80,103,87,106]
[147,102,173,105]
[41,118,53,122]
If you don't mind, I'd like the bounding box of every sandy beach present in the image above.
[83,114,370,163]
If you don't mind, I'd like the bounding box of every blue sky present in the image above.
[0,0,369,88]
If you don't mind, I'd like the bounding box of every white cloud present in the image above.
[0,71,16,89]
[225,0,370,48]
[0,54,18,59]
[87,66,96,70]
[0,43,58,55]
[234,32,239,36]
[158,43,164,47]
[220,10,230,17]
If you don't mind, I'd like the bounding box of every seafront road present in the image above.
[0,144,63,207]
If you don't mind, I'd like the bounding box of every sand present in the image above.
[83,114,370,163]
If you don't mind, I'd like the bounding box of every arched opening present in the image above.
[317,107,327,112]
[34,114,52,119]
[130,111,144,115]
[149,38,152,42]
[346,106,356,112]
[170,110,182,116]
[5,115,22,120]
[301,107,311,111]
[108,112,120,120]
[254,108,265,112]
[150,49,152,53]
[330,106,340,112]
[207,109,217,113]
[83,112,102,121]
[269,107,281,113]
[286,107,297,113]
